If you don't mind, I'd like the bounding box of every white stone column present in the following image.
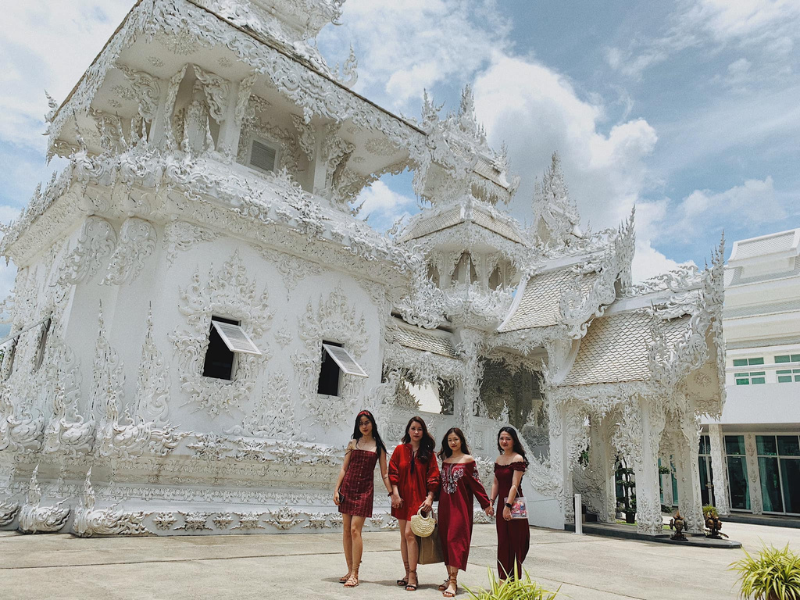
[589,414,617,523]
[454,329,484,443]
[675,421,704,533]
[551,400,574,524]
[744,433,763,515]
[708,423,732,516]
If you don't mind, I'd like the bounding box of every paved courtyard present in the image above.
[0,521,798,599]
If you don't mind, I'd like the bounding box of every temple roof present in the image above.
[498,267,598,332]
[391,321,457,358]
[561,311,692,386]
[399,201,527,245]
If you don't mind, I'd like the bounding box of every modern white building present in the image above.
[701,229,800,517]
[0,0,724,538]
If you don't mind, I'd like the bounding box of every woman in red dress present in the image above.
[490,426,530,581]
[333,410,392,588]
[437,427,493,598]
[389,416,440,592]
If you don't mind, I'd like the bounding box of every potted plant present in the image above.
[731,544,800,599]
[465,565,559,600]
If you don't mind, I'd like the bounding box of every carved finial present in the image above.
[532,152,583,247]
[44,90,58,123]
[73,114,87,153]
[335,45,358,88]
[421,89,442,128]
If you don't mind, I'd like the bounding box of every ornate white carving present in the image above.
[101,218,157,286]
[18,466,70,534]
[58,217,117,285]
[193,66,231,123]
[163,220,220,266]
[73,469,148,537]
[169,251,272,416]
[119,66,161,123]
[0,501,20,527]
[293,285,368,430]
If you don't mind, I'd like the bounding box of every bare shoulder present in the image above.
[462,455,476,464]
[511,453,525,463]
[346,439,357,450]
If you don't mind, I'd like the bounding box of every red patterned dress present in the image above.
[495,462,530,578]
[338,449,379,518]
[438,461,491,571]
[388,443,440,521]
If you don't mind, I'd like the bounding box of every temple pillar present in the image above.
[454,329,484,443]
[708,423,733,516]
[614,397,665,535]
[588,414,617,523]
[675,420,704,533]
[550,400,574,524]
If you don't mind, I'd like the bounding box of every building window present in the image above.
[725,435,751,511]
[247,139,278,174]
[756,435,800,515]
[202,316,262,381]
[733,357,765,385]
[317,341,367,396]
[776,354,800,383]
[698,435,714,506]
[33,318,52,371]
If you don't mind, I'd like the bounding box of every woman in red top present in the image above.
[389,416,440,592]
[333,410,392,588]
[437,428,493,598]
[490,426,531,581]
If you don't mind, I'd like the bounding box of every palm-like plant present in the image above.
[464,565,558,600]
[731,544,800,599]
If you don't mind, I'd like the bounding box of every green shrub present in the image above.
[464,565,558,600]
[703,505,718,518]
[730,544,800,599]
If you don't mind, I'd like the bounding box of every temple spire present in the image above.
[531,152,583,247]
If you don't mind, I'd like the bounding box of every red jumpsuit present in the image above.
[388,443,440,521]
[437,461,491,571]
[494,462,530,578]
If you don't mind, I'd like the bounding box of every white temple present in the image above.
[0,0,725,537]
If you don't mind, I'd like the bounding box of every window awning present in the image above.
[322,343,368,378]
[212,321,262,355]
[0,316,50,347]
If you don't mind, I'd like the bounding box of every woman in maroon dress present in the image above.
[333,410,392,588]
[490,426,530,581]
[437,428,494,597]
[389,416,440,591]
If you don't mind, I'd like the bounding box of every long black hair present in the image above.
[497,426,529,467]
[402,415,436,465]
[352,410,387,457]
[438,427,471,460]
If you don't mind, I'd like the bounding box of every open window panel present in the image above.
[322,343,368,378]
[211,320,262,355]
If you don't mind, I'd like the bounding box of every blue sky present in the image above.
[1,0,799,297]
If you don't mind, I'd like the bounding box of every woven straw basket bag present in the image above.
[410,507,435,537]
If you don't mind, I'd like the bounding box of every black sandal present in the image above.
[406,571,418,591]
[397,560,410,586]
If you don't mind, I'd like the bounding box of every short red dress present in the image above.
[388,443,440,521]
[438,461,491,571]
[338,449,379,518]
[495,462,530,578]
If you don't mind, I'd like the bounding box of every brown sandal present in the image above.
[344,569,359,588]
[438,578,450,591]
[339,572,351,584]
[443,576,457,597]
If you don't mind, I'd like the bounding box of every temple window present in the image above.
[202,316,262,380]
[33,318,52,371]
[317,341,367,396]
[247,138,278,174]
[489,265,503,290]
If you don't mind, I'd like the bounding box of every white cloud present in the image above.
[356,180,417,232]
[318,0,510,111]
[0,1,133,152]
[644,177,784,247]
[472,55,658,230]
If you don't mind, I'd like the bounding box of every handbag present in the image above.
[410,507,436,537]
[504,496,528,520]
[417,526,444,565]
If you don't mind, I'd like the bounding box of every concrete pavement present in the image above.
[1,521,798,599]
